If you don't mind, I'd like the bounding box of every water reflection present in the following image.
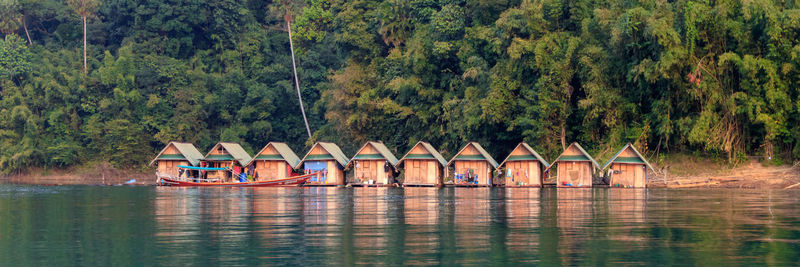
[503,188,541,264]
[402,188,440,265]
[1,186,800,265]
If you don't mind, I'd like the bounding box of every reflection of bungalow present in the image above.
[346,141,399,185]
[299,142,349,186]
[498,142,549,187]
[447,142,499,186]
[602,143,655,188]
[403,187,440,225]
[505,188,541,228]
[247,142,301,181]
[397,141,447,187]
[150,142,205,177]
[547,142,600,188]
[303,187,342,225]
[203,142,252,182]
[556,188,594,235]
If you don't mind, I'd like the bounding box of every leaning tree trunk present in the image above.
[22,15,32,45]
[560,122,566,150]
[82,15,87,74]
[286,18,312,138]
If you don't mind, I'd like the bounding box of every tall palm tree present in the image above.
[66,0,99,74]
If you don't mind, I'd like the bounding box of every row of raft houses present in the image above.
[151,141,655,188]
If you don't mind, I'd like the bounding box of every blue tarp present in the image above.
[177,165,228,171]
[304,161,328,182]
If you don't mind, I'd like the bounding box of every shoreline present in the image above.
[0,162,156,186]
[648,160,800,189]
[2,161,798,189]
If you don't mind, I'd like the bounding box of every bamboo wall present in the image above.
[352,144,392,184]
[206,146,237,181]
[402,145,442,186]
[610,163,645,188]
[156,160,190,177]
[502,145,544,187]
[609,147,646,188]
[208,145,226,156]
[252,145,289,181]
[304,145,345,185]
[404,160,441,185]
[503,161,543,187]
[453,161,491,186]
[253,161,288,181]
[556,161,592,187]
[556,145,593,187]
[353,160,390,184]
[453,144,492,185]
[156,144,190,177]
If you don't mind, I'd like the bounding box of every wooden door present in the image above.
[416,160,426,184]
[376,161,388,184]
[634,165,644,188]
[406,161,417,184]
[427,161,437,184]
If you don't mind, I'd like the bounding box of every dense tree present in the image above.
[0,0,799,174]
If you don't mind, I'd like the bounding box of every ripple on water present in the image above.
[0,186,799,265]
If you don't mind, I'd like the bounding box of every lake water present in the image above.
[0,185,799,265]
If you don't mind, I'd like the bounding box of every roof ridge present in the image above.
[601,143,656,172]
[498,142,550,169]
[447,142,499,168]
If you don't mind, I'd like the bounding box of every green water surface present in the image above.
[0,185,798,265]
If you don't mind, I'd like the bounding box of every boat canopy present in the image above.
[177,165,228,171]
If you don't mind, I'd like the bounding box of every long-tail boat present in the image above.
[156,165,316,187]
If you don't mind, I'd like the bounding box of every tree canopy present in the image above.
[1,0,799,174]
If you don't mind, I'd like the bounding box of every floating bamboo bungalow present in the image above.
[346,141,399,185]
[547,142,600,188]
[247,142,302,181]
[150,142,205,178]
[498,143,550,187]
[203,142,253,182]
[299,142,349,186]
[447,142,499,186]
[397,141,447,186]
[602,143,655,188]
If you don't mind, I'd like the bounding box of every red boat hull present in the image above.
[158,173,314,187]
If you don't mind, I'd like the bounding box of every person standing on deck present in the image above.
[228,161,235,182]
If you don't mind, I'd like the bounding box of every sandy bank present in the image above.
[0,162,155,186]
[1,160,798,189]
[649,159,800,189]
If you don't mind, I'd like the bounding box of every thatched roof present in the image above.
[397,141,447,168]
[498,142,550,168]
[204,142,253,166]
[248,142,302,169]
[601,143,655,172]
[546,142,601,171]
[446,142,499,169]
[149,142,205,166]
[299,142,349,167]
[346,141,399,167]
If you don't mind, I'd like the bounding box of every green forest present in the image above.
[1,0,799,174]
